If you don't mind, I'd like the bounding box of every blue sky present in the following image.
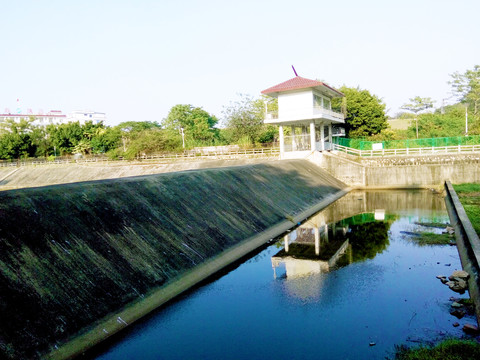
[1,0,479,126]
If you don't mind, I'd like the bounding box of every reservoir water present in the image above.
[92,190,473,360]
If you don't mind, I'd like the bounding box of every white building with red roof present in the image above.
[262,75,345,158]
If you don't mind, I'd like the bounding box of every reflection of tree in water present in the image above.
[348,221,391,262]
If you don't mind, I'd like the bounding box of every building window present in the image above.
[313,94,331,110]
[323,97,331,110]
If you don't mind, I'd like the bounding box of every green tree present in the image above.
[332,86,387,138]
[47,122,83,155]
[450,65,480,116]
[122,129,180,159]
[400,96,435,139]
[0,119,36,159]
[406,103,472,138]
[222,94,278,144]
[162,105,218,146]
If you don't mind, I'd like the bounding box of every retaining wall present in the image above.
[317,151,480,188]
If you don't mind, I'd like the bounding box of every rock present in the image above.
[441,278,449,284]
[446,226,455,234]
[463,323,480,334]
[369,342,376,346]
[450,309,466,319]
[453,322,460,327]
[447,279,468,293]
[436,275,446,279]
[445,263,451,266]
[451,270,469,280]
[451,302,463,308]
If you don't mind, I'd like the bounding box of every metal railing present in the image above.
[0,148,281,168]
[332,143,480,157]
[312,106,344,120]
[335,135,480,151]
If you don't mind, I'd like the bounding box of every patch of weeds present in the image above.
[410,232,455,246]
[414,222,450,229]
[391,339,480,360]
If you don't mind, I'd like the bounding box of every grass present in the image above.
[415,221,449,229]
[392,339,480,360]
[411,232,455,246]
[452,183,480,235]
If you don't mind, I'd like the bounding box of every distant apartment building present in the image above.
[0,110,67,127]
[66,110,106,125]
[0,109,106,127]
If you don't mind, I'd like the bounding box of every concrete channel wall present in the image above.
[444,181,480,326]
[316,151,480,188]
[0,160,348,360]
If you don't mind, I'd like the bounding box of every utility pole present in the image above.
[180,127,185,149]
[465,106,468,136]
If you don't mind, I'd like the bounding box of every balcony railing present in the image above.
[312,106,344,120]
[265,107,344,122]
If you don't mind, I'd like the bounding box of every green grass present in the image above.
[411,232,455,246]
[452,183,480,194]
[414,222,449,229]
[392,339,480,360]
[453,183,480,235]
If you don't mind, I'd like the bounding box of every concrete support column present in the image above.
[328,123,333,149]
[291,126,296,151]
[320,122,325,151]
[310,121,316,152]
[279,125,284,157]
[284,234,289,253]
[315,226,320,256]
[324,224,329,243]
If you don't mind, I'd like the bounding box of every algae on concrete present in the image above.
[0,160,346,359]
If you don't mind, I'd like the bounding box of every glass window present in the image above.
[313,94,322,107]
[323,97,331,110]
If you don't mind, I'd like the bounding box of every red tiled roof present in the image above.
[261,76,343,97]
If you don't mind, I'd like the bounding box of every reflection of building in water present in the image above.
[272,215,350,279]
[271,217,351,301]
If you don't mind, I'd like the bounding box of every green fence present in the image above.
[334,135,480,151]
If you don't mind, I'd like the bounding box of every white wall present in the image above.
[278,90,313,120]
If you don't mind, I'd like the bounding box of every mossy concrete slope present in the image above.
[0,160,347,359]
[0,158,272,190]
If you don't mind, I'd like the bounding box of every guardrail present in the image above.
[0,148,281,168]
[332,143,480,157]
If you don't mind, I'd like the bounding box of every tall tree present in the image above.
[401,96,435,138]
[162,105,218,145]
[449,65,480,116]
[332,86,387,138]
[222,94,277,144]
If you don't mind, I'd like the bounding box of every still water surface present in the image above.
[94,190,471,360]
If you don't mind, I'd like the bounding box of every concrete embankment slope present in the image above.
[0,160,347,359]
[0,158,270,190]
